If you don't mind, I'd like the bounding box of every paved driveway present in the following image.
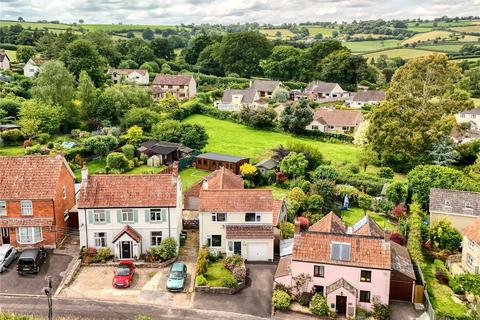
[192,263,276,318]
[390,301,425,320]
[0,252,72,295]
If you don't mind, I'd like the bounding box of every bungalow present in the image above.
[151,74,196,100]
[107,69,149,85]
[0,49,10,70]
[77,164,183,260]
[429,188,480,231]
[306,108,364,134]
[0,155,76,248]
[462,218,480,274]
[195,153,249,175]
[456,108,480,131]
[23,57,49,78]
[304,81,348,101]
[346,90,386,109]
[275,213,416,317]
[137,140,193,166]
[251,79,282,99]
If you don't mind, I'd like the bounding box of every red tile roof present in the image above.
[78,174,178,208]
[292,232,392,270]
[0,155,74,200]
[152,74,194,86]
[184,167,244,197]
[313,108,364,127]
[226,225,274,239]
[352,215,385,237]
[112,225,141,243]
[275,255,292,278]
[272,199,285,227]
[309,212,347,233]
[199,189,273,212]
[464,217,480,243]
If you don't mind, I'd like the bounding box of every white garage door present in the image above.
[247,242,269,261]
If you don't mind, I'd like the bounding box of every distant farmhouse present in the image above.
[306,108,364,134]
[151,74,196,100]
[215,79,281,112]
[429,188,480,231]
[0,49,10,70]
[291,80,350,102]
[346,90,386,109]
[107,69,149,85]
[23,57,49,78]
[456,108,480,131]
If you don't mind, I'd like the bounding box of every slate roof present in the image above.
[226,225,274,239]
[313,108,364,127]
[107,68,147,76]
[352,215,385,237]
[139,140,192,155]
[306,81,343,93]
[199,189,273,212]
[255,159,278,170]
[429,188,480,217]
[292,232,392,270]
[0,155,73,200]
[352,90,385,102]
[251,79,281,93]
[77,174,178,208]
[152,74,194,86]
[390,241,416,279]
[221,88,257,104]
[112,225,141,243]
[464,217,480,243]
[309,212,347,233]
[0,49,8,63]
[196,153,249,163]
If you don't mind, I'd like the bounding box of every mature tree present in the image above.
[260,45,313,82]
[196,43,224,76]
[313,165,339,181]
[31,60,75,108]
[16,45,36,63]
[118,59,138,69]
[85,31,122,66]
[280,100,313,134]
[121,107,161,132]
[459,66,480,98]
[428,136,457,166]
[310,39,345,62]
[152,120,182,142]
[357,193,373,214]
[184,35,215,65]
[368,55,473,171]
[125,125,143,145]
[157,93,180,113]
[84,135,118,157]
[19,100,63,135]
[386,181,407,205]
[152,120,208,150]
[239,106,276,129]
[77,70,97,120]
[279,152,308,178]
[142,28,154,40]
[271,88,289,103]
[128,45,155,65]
[218,31,272,77]
[150,38,174,60]
[62,39,107,85]
[357,145,378,172]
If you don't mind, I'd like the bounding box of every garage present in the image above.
[247,242,269,261]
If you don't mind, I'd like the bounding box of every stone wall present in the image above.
[194,281,246,294]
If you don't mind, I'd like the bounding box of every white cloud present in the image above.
[1,0,479,24]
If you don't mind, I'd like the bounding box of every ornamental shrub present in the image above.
[296,292,313,307]
[390,233,406,246]
[232,265,247,282]
[195,274,207,286]
[121,144,135,160]
[93,247,112,263]
[196,248,208,275]
[280,222,295,239]
[0,129,23,145]
[106,152,129,171]
[158,237,177,260]
[309,293,329,316]
[313,165,339,181]
[371,300,390,320]
[429,219,463,252]
[386,181,407,205]
[378,167,394,179]
[221,277,237,288]
[37,133,50,144]
[224,254,243,271]
[272,289,291,310]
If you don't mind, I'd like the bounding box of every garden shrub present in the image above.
[92,247,112,263]
[122,144,135,160]
[208,250,223,262]
[435,269,449,284]
[386,181,407,205]
[337,171,387,196]
[407,202,425,264]
[378,167,394,179]
[455,274,480,296]
[84,134,118,157]
[274,283,291,294]
[429,219,463,252]
[221,277,237,288]
[25,144,41,155]
[232,265,247,283]
[195,274,207,286]
[371,300,390,320]
[296,292,313,307]
[313,165,339,181]
[280,222,295,239]
[106,152,129,171]
[391,206,406,219]
[224,254,243,271]
[309,293,329,316]
[0,129,23,145]
[272,289,291,310]
[37,133,50,144]
[390,233,406,246]
[158,237,177,260]
[349,164,360,174]
[196,248,208,275]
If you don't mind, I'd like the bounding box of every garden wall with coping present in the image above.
[81,256,177,268]
[194,281,247,294]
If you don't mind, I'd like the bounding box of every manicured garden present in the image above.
[340,207,394,230]
[195,249,246,289]
[179,168,210,190]
[202,261,237,287]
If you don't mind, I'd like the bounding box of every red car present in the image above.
[112,260,135,288]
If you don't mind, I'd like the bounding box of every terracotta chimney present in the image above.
[172,161,179,177]
[81,163,88,185]
[294,217,301,237]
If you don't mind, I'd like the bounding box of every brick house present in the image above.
[151,74,196,100]
[0,155,76,248]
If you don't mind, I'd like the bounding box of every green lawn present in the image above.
[421,259,468,317]
[340,207,395,230]
[473,98,480,107]
[183,115,360,165]
[304,26,338,37]
[344,40,402,52]
[81,24,177,32]
[5,50,16,61]
[126,165,166,175]
[204,261,236,287]
[180,167,209,191]
[363,48,443,60]
[73,158,106,181]
[257,185,289,200]
[0,145,24,156]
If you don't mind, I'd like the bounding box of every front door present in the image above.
[121,241,132,259]
[233,241,242,255]
[1,228,10,245]
[336,296,347,316]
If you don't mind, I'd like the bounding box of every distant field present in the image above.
[451,25,480,33]
[417,43,464,52]
[407,20,480,28]
[363,48,443,60]
[81,24,176,32]
[349,33,388,39]
[5,50,16,61]
[402,31,453,44]
[344,40,402,52]
[304,26,338,37]
[0,20,78,30]
[474,98,480,107]
[458,35,480,42]
[260,28,294,39]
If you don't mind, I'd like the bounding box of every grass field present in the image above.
[363,48,443,60]
[5,50,16,61]
[473,98,480,107]
[0,145,24,156]
[407,20,480,28]
[349,33,389,39]
[0,20,78,30]
[402,31,453,45]
[340,208,394,230]
[304,26,338,37]
[260,28,294,39]
[344,40,402,52]
[182,115,361,164]
[451,25,480,33]
[180,168,209,191]
[417,43,464,52]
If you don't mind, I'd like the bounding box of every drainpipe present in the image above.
[84,209,88,248]
[168,208,171,238]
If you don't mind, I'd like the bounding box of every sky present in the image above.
[1,0,480,25]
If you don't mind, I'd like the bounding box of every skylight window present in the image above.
[331,242,351,261]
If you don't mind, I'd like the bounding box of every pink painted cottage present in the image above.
[275,212,416,317]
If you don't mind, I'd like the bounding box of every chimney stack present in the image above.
[172,161,179,177]
[384,229,391,242]
[81,163,88,185]
[294,217,301,237]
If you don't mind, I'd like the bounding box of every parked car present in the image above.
[0,245,16,272]
[166,262,187,291]
[112,260,135,288]
[17,247,47,274]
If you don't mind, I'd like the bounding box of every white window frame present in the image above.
[467,254,474,268]
[121,209,134,223]
[20,200,33,215]
[17,227,43,244]
[94,232,106,248]
[150,208,165,222]
[311,125,319,130]
[207,235,222,248]
[212,212,226,222]
[245,212,261,222]
[93,209,106,223]
[0,200,6,216]
[469,240,476,250]
[151,231,163,246]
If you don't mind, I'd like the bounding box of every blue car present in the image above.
[166,262,187,291]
